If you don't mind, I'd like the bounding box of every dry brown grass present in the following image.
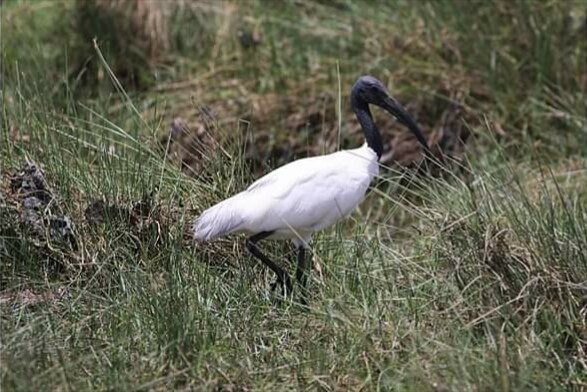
[73,0,170,88]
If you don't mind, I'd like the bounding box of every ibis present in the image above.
[193,75,431,299]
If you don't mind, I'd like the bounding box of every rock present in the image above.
[23,196,43,210]
[10,160,51,201]
[8,161,78,248]
[48,216,75,240]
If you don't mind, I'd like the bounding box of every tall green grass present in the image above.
[2,0,586,390]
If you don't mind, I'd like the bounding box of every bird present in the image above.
[193,75,432,300]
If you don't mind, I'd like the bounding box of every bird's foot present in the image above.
[300,288,310,306]
[270,274,293,297]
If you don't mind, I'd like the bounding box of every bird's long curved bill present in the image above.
[382,95,430,153]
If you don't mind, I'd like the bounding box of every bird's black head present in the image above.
[350,75,390,109]
[351,75,430,153]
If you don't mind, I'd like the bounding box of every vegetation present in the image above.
[1,0,586,390]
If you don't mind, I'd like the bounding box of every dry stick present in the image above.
[465,277,540,328]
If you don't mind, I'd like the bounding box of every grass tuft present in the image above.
[2,0,586,389]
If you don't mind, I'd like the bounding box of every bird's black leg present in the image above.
[246,231,292,295]
[295,246,309,304]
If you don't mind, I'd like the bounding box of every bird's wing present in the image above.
[238,150,375,233]
[245,154,328,195]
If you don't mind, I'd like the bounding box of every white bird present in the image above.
[193,75,431,299]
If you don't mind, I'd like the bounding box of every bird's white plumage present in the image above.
[193,144,378,246]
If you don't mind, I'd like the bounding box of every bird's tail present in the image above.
[193,194,245,241]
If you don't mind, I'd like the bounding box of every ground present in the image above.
[1,1,586,390]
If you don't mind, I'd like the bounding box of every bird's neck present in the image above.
[353,103,383,160]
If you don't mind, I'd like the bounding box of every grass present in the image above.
[1,0,586,390]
